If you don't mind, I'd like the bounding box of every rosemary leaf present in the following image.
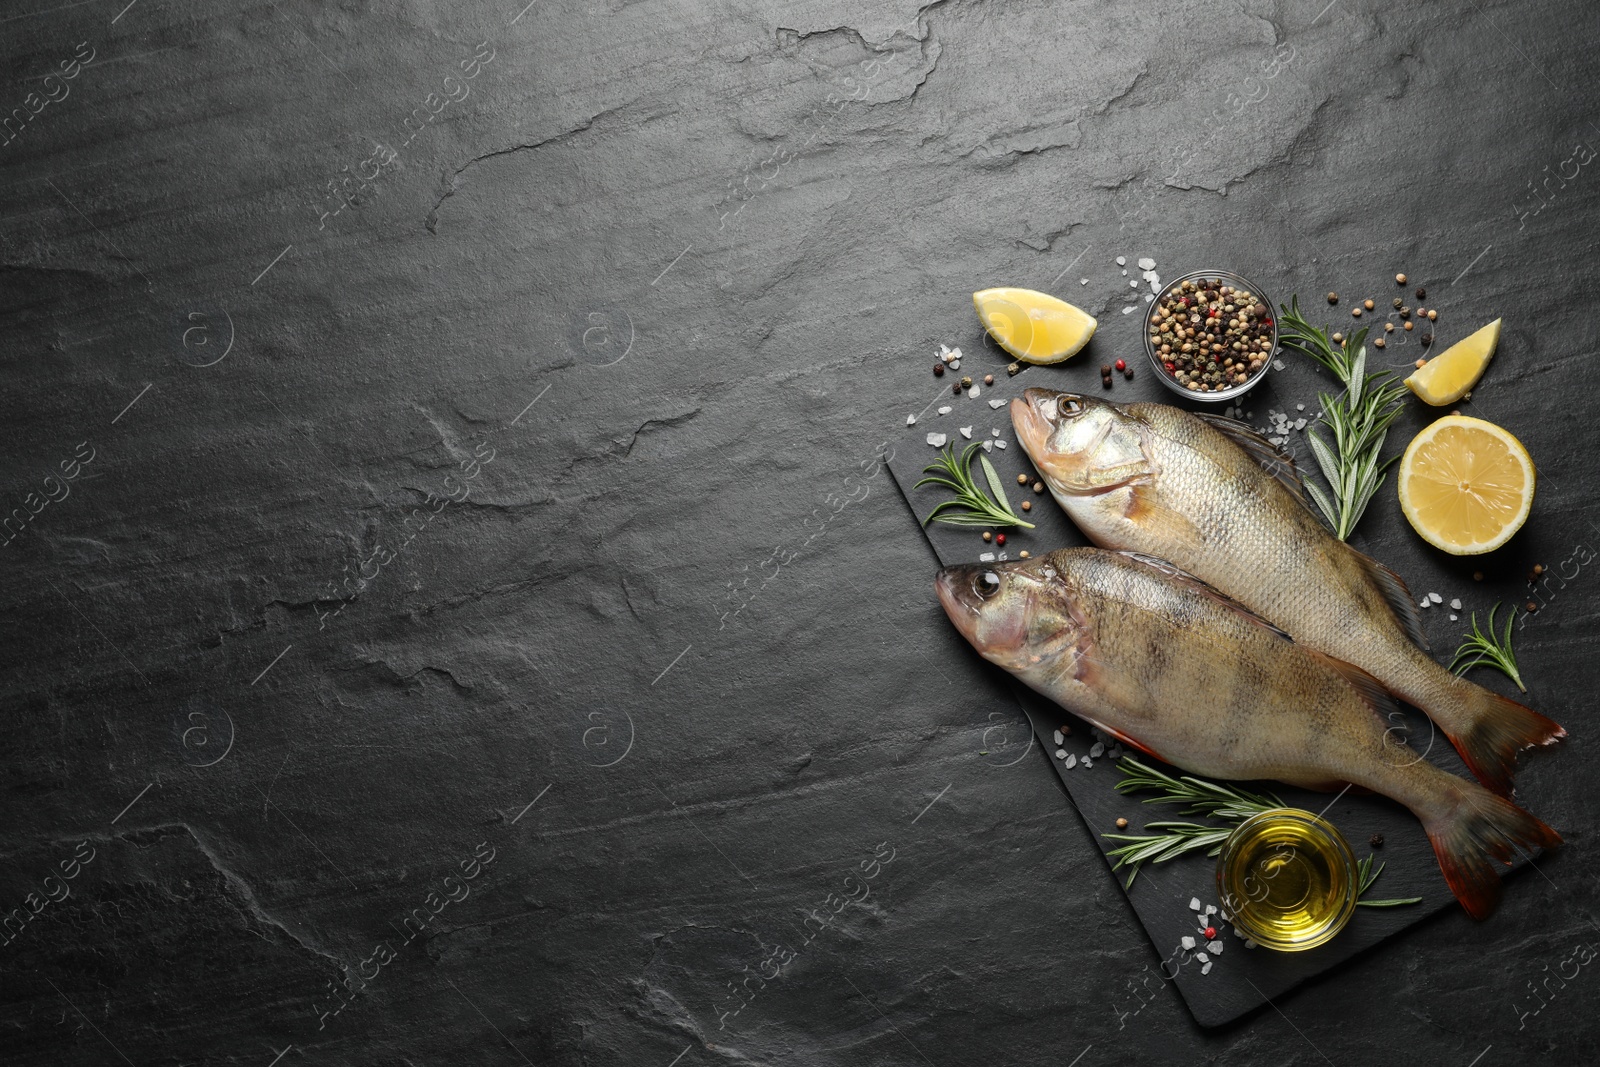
[915,443,1036,530]
[1448,602,1526,692]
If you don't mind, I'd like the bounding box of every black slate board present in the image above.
[886,367,1533,1028]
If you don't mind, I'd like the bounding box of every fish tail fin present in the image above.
[1447,686,1566,797]
[1424,783,1561,920]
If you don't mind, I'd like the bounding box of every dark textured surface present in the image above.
[2,0,1598,1065]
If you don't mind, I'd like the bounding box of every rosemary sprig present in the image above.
[1278,297,1410,540]
[915,443,1035,529]
[1104,758,1421,909]
[1448,601,1526,692]
[1355,852,1423,907]
[1103,758,1282,888]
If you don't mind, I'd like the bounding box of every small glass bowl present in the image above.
[1143,269,1278,404]
[1215,808,1359,952]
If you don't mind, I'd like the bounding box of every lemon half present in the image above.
[1398,415,1534,555]
[1405,318,1502,406]
[973,287,1096,364]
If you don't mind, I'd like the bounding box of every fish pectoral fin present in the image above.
[1304,648,1405,725]
[1116,553,1294,642]
[1096,723,1166,763]
[1350,550,1431,652]
[1194,412,1315,514]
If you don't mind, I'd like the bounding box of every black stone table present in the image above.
[1,1,1597,1064]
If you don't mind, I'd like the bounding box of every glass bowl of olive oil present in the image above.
[1215,808,1359,952]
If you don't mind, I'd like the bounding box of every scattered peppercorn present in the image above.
[1115,359,1127,372]
[1017,473,1029,486]
[1399,306,1411,318]
[1421,333,1433,348]
[934,363,945,376]
[1370,833,1384,848]
[1427,309,1438,321]
[1393,298,1403,309]
[1205,925,1217,940]
[1102,374,1114,389]
[1415,286,1426,299]
[1115,817,1128,830]
[953,381,962,394]
[1533,563,1546,576]
[1150,277,1275,393]
[984,374,994,386]
[1060,724,1071,736]
[1473,570,1484,581]
[1415,359,1427,369]
[1007,362,1022,376]
[1404,321,1414,331]
[1332,332,1343,343]
[1018,550,1030,559]
[960,375,973,389]
[1526,601,1539,613]
[1374,337,1386,348]
[1327,292,1339,304]
[1123,366,1134,380]
[1395,273,1407,284]
[1385,322,1395,332]
[1101,364,1112,376]
[1352,307,1363,317]
[1033,481,1044,493]
[1364,298,1375,310]
[982,531,992,542]
[1021,500,1032,512]
[995,533,1007,547]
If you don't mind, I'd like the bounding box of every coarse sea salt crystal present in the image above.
[1089,742,1105,758]
[1080,278,1089,285]
[1064,754,1077,768]
[997,552,1008,561]
[1145,293,1154,302]
[968,385,981,399]
[1296,403,1305,411]
[1201,960,1213,975]
[1208,940,1223,954]
[981,440,993,452]
[1450,598,1462,610]
[1189,898,1202,911]
[1195,952,1209,964]
[1138,257,1156,271]
[1181,935,1196,949]
[992,428,1001,436]
[1116,256,1127,266]
[906,414,917,425]
[1273,359,1285,370]
[1204,904,1217,915]
[1055,748,1068,760]
[1294,418,1306,430]
[1122,306,1136,315]
[1450,614,1458,621]
[1244,939,1258,949]
[995,440,1007,449]
[926,432,947,447]
[1129,279,1139,288]
[989,398,1006,409]
[938,405,952,415]
[1430,592,1443,604]
[949,359,960,370]
[949,347,962,360]
[1149,278,1161,293]
[979,552,996,562]
[1053,730,1063,745]
[959,426,972,439]
[1419,600,1430,609]
[1080,757,1092,768]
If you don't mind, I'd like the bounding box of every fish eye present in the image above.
[1057,397,1084,418]
[973,570,1002,599]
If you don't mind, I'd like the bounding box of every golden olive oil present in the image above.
[1216,809,1358,951]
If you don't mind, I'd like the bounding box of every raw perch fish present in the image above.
[1009,389,1564,797]
[935,549,1560,919]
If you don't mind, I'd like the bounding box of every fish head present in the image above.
[936,556,1089,674]
[1010,388,1152,498]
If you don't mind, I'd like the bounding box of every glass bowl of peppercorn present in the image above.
[1144,269,1278,403]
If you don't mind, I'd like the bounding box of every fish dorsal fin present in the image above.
[1117,552,1294,642]
[1194,412,1313,512]
[1304,648,1404,725]
[1351,550,1431,652]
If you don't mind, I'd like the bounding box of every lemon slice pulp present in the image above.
[1405,318,1502,406]
[1398,415,1534,555]
[973,287,1096,364]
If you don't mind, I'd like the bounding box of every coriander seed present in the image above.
[1396,273,1407,284]
[1352,307,1363,317]
[982,531,992,542]
[1116,817,1129,830]
[1404,321,1413,331]
[984,374,994,386]
[1327,292,1339,304]
[1374,337,1386,348]
[1017,473,1029,486]
[1021,500,1032,512]
[1363,298,1375,310]
[1033,481,1044,493]
[1427,309,1438,321]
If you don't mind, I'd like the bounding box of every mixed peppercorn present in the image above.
[1148,278,1274,393]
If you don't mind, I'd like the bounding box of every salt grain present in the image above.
[1204,904,1217,915]
[906,414,917,425]
[1053,730,1063,745]
[926,432,947,447]
[1273,359,1285,370]
[1207,940,1223,954]
[1064,754,1077,768]
[1116,256,1127,266]
[938,405,952,415]
[1296,404,1305,411]
[989,398,1006,409]
[1055,748,1068,760]
[1138,257,1156,271]
[1090,742,1105,758]
[1080,757,1092,768]
[959,426,972,439]
[1430,592,1443,604]
[1419,599,1430,609]
[1189,898,1202,911]
[1181,935,1196,949]
[1450,598,1462,610]
[1450,614,1458,621]
[1195,952,1209,964]
[968,385,981,398]
[992,428,1001,436]
[1145,293,1155,302]
[1201,960,1213,975]
[995,440,1007,449]
[1080,278,1089,286]
[981,440,993,452]
[1122,306,1136,315]
[979,552,995,562]
[949,347,963,360]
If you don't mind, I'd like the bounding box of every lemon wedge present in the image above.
[1405,318,1502,406]
[973,287,1096,364]
[1398,415,1534,555]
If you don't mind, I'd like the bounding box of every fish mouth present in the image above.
[936,564,1004,650]
[1012,390,1137,496]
